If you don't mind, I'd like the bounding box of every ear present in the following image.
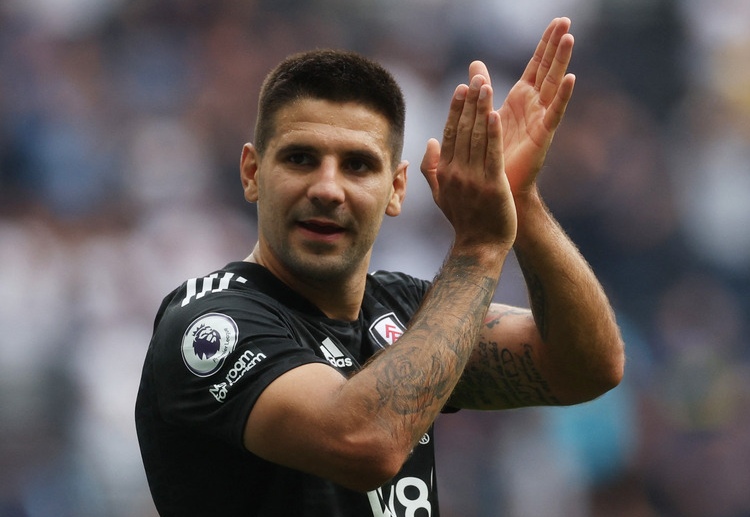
[240,143,260,203]
[385,160,408,217]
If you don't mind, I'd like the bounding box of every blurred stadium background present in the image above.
[1,0,749,515]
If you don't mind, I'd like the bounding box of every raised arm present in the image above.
[244,70,516,491]
[445,18,625,410]
[448,203,625,410]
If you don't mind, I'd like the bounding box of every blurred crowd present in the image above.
[1,0,749,516]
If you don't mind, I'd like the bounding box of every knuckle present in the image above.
[456,119,472,136]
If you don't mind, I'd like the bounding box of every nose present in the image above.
[307,158,345,206]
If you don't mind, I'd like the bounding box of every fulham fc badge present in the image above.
[368,312,406,349]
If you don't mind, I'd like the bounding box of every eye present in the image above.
[346,158,371,174]
[343,154,382,174]
[287,152,315,167]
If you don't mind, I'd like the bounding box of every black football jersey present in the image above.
[135,261,443,516]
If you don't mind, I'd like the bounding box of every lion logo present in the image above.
[192,324,221,360]
[181,313,239,377]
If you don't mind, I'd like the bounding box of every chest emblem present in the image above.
[368,312,406,348]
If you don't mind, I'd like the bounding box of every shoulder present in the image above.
[367,270,431,299]
[142,263,329,415]
[150,263,306,358]
[363,271,431,333]
[159,261,301,319]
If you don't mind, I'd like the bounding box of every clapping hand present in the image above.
[468,17,576,197]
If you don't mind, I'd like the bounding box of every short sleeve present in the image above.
[148,291,330,449]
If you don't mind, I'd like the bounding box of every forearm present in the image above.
[354,246,508,447]
[513,189,624,403]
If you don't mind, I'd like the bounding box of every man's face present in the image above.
[242,98,407,285]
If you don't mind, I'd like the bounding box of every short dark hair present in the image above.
[253,49,406,164]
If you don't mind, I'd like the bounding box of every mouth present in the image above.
[298,219,346,236]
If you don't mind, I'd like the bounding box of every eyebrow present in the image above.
[274,143,318,157]
[275,144,386,169]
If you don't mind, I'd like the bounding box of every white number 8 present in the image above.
[395,477,431,517]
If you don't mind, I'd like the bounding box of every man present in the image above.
[136,17,624,516]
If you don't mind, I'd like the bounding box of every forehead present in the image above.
[268,98,393,162]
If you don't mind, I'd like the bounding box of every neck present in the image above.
[245,244,366,321]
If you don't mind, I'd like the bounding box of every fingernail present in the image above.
[479,86,488,99]
[455,85,466,100]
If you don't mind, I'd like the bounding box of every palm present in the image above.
[473,18,576,196]
[499,79,560,194]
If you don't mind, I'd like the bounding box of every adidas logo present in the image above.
[319,338,353,368]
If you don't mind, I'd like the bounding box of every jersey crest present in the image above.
[368,312,407,348]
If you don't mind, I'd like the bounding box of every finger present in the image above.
[535,18,571,90]
[543,73,576,131]
[440,84,469,165]
[539,32,574,106]
[485,110,504,181]
[420,138,441,196]
[453,74,485,164]
[520,18,559,85]
[468,60,491,87]
[420,137,440,177]
[470,83,493,172]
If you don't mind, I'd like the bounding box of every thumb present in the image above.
[419,138,440,182]
[420,138,441,194]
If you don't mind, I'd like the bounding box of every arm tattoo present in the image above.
[484,307,529,329]
[364,253,496,435]
[373,347,450,415]
[454,340,559,408]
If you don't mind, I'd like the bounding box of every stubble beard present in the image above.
[275,239,370,285]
